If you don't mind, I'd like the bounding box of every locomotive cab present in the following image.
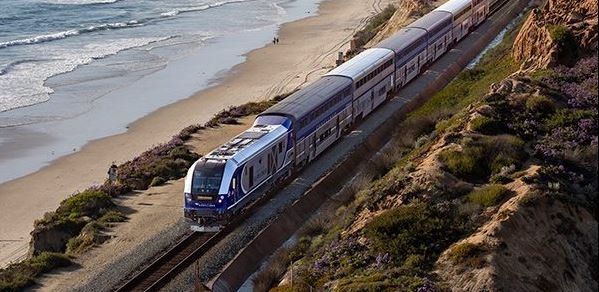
[183,158,231,228]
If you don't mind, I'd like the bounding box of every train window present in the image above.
[454,5,472,20]
[249,166,254,188]
[278,142,283,153]
[231,177,237,190]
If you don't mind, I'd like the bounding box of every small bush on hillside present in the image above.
[461,69,486,82]
[393,116,436,147]
[66,222,105,255]
[440,135,526,181]
[447,242,485,267]
[526,95,555,114]
[150,176,166,187]
[350,5,396,53]
[98,210,127,223]
[470,115,502,134]
[440,148,485,180]
[363,203,460,265]
[117,143,199,190]
[57,190,114,220]
[0,252,72,291]
[468,184,509,207]
[544,109,593,131]
[549,25,577,55]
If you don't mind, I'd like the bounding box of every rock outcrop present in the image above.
[436,174,598,291]
[512,0,598,69]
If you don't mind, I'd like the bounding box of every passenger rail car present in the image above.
[184,0,504,230]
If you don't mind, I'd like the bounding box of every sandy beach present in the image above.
[0,0,387,277]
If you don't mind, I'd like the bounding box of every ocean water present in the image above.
[0,0,319,183]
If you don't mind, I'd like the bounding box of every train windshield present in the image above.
[191,161,225,194]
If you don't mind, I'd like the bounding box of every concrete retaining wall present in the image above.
[210,1,530,290]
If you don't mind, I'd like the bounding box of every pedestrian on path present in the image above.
[108,162,118,183]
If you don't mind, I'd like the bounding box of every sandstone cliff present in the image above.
[512,0,598,69]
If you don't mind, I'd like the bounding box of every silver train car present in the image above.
[184,0,500,229]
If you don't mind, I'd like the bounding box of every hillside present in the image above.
[256,0,598,290]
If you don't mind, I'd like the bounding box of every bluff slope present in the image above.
[255,0,598,290]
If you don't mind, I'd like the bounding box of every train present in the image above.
[184,0,506,230]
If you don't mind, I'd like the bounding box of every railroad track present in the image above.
[114,231,214,292]
[114,174,294,291]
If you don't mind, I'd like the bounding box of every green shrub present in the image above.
[168,145,198,161]
[289,237,312,262]
[401,254,427,274]
[66,222,105,255]
[544,109,593,130]
[440,147,485,180]
[486,135,526,175]
[530,69,555,81]
[98,210,127,223]
[468,184,509,207]
[441,135,526,181]
[525,95,555,114]
[448,242,484,265]
[350,5,396,52]
[549,25,577,52]
[0,252,72,291]
[363,203,459,265]
[150,176,166,187]
[470,115,501,134]
[57,190,114,220]
[336,273,393,291]
[0,273,35,292]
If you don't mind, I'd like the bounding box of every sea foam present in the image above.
[42,0,122,5]
[0,21,143,50]
[0,37,171,113]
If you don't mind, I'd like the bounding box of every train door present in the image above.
[400,65,406,88]
[311,135,316,161]
[431,41,439,62]
[248,166,254,190]
[370,91,375,113]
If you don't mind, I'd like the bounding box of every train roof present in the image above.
[407,11,453,31]
[205,124,287,162]
[434,0,471,14]
[325,48,394,80]
[375,27,427,54]
[259,76,351,122]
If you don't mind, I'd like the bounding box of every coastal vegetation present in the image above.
[0,252,71,292]
[347,4,397,56]
[253,6,598,290]
[467,184,509,207]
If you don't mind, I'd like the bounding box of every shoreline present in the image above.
[0,0,382,269]
[0,0,320,185]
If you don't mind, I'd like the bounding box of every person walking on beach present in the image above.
[276,37,279,44]
[273,37,277,45]
[108,162,118,184]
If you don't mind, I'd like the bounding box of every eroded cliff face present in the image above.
[512,0,598,69]
[366,0,432,47]
[436,168,599,291]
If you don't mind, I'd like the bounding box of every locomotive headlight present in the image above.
[218,195,225,204]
